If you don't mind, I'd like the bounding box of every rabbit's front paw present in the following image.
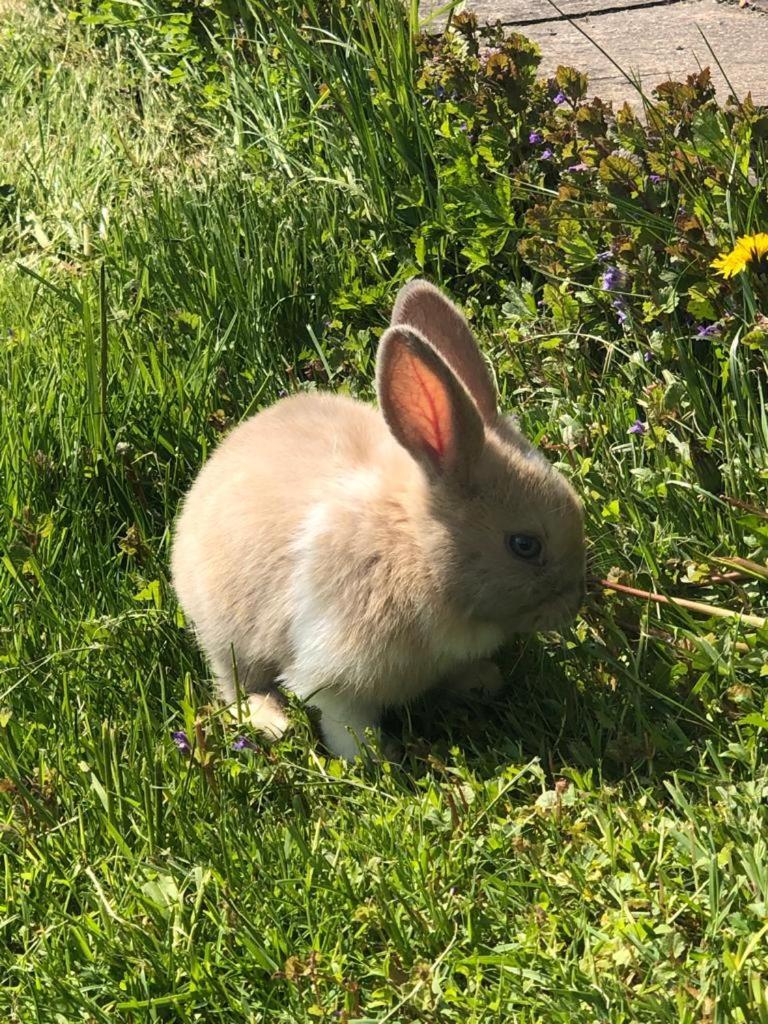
[378,733,404,763]
[246,692,291,740]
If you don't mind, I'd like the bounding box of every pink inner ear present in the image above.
[390,345,455,468]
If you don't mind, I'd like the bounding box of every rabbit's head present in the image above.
[377,280,585,635]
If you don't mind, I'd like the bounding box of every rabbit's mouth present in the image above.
[527,582,585,631]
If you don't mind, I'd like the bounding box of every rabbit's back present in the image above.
[171,392,391,692]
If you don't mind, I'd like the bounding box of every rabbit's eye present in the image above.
[506,534,542,560]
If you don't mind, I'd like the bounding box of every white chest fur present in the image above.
[429,616,505,673]
[286,501,505,707]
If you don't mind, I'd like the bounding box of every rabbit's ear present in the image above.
[376,326,484,481]
[391,280,497,424]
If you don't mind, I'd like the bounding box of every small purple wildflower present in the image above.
[529,130,543,145]
[459,121,468,133]
[695,323,721,339]
[601,266,625,292]
[613,298,629,325]
[566,162,590,173]
[171,730,191,754]
[628,419,647,436]
[232,735,259,752]
[643,350,653,363]
[649,174,663,184]
[553,91,567,105]
[540,148,554,161]
[478,45,502,68]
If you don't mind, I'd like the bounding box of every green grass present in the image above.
[1,2,767,1021]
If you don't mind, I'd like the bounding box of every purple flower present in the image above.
[459,121,468,133]
[529,130,543,145]
[540,148,554,161]
[649,174,663,184]
[601,266,625,292]
[613,298,629,325]
[478,45,502,67]
[643,350,653,363]
[566,162,590,173]
[171,730,191,754]
[553,91,567,105]
[695,323,721,339]
[628,419,647,436]
[232,735,259,752]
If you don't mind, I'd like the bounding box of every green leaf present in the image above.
[133,579,162,608]
[686,283,718,321]
[543,282,579,329]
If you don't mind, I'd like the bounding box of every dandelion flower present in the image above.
[711,232,768,278]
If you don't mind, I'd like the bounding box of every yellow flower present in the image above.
[711,232,768,278]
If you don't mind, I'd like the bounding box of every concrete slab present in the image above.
[469,0,680,23]
[421,0,768,107]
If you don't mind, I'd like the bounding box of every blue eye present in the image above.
[506,534,542,560]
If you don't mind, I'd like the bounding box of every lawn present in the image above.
[1,1,767,1021]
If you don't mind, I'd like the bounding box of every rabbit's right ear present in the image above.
[391,279,497,424]
[376,326,484,482]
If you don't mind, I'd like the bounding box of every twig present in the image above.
[683,570,748,587]
[598,579,766,629]
[716,556,768,581]
[719,495,768,519]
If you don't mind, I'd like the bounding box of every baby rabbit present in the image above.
[171,280,585,760]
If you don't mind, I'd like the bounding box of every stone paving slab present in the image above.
[421,0,768,107]
[477,0,679,22]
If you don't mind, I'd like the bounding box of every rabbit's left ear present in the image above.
[391,279,497,424]
[376,325,484,482]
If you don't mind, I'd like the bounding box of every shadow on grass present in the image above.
[384,633,721,786]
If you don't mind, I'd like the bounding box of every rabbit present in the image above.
[171,279,586,760]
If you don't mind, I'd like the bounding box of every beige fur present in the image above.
[171,280,586,760]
